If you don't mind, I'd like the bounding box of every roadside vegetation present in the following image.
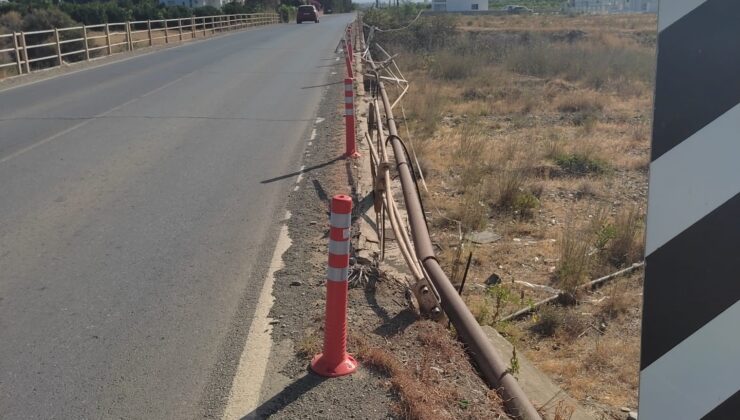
[364,8,654,418]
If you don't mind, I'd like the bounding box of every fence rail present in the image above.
[0,13,279,78]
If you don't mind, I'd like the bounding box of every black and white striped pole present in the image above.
[639,1,740,418]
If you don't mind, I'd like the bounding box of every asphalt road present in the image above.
[0,14,352,419]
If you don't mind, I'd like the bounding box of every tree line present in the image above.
[0,0,278,33]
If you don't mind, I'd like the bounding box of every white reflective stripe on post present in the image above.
[345,84,352,91]
[344,97,353,104]
[328,239,350,256]
[327,267,349,282]
[330,212,351,229]
[344,109,354,116]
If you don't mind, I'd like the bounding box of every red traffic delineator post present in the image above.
[311,195,358,377]
[344,42,353,77]
[344,25,353,77]
[344,78,360,158]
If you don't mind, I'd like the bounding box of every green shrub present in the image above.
[531,305,560,337]
[21,7,75,31]
[513,191,539,219]
[277,4,295,23]
[193,6,220,17]
[363,7,457,52]
[554,153,608,175]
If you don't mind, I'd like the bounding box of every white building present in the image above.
[160,0,241,7]
[431,0,488,12]
[566,0,657,13]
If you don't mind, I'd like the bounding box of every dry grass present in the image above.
[555,221,593,296]
[352,322,507,419]
[295,329,322,359]
[605,207,644,267]
[372,11,654,417]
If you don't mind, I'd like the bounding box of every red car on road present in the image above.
[297,5,319,24]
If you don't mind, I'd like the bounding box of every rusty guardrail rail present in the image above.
[355,16,542,420]
[0,13,279,78]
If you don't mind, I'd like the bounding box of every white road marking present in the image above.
[295,165,306,185]
[310,129,317,140]
[222,211,293,420]
[315,117,324,124]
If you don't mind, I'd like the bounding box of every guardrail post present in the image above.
[191,16,196,38]
[178,19,183,41]
[13,32,23,75]
[164,21,169,44]
[53,28,63,66]
[82,25,90,60]
[126,21,133,51]
[147,20,152,46]
[311,194,358,378]
[20,31,30,73]
[344,78,360,158]
[105,24,112,55]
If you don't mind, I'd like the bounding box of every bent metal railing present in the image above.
[354,16,542,420]
[0,13,279,78]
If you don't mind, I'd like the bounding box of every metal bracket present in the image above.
[412,278,445,321]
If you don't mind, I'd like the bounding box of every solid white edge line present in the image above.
[645,102,740,255]
[638,301,740,419]
[222,212,292,420]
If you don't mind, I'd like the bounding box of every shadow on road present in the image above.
[301,80,345,90]
[239,372,327,419]
[260,155,343,184]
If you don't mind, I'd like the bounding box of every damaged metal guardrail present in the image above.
[353,16,542,420]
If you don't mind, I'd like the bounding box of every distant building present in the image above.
[431,0,489,12]
[159,0,243,7]
[566,0,657,13]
